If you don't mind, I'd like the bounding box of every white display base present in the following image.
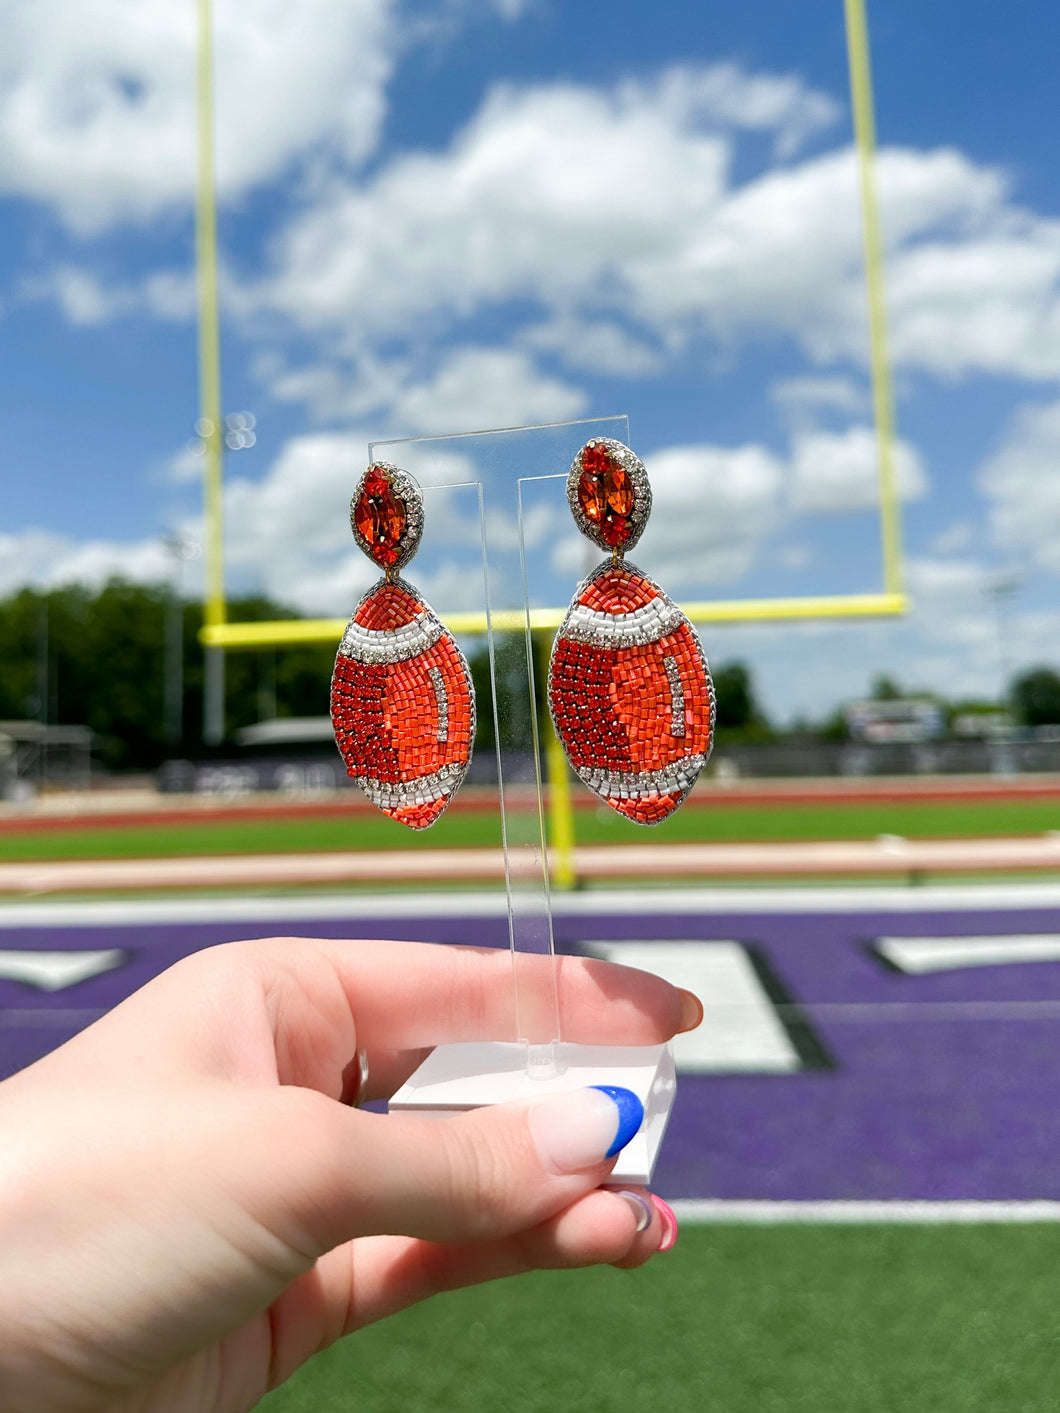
[389,1040,676,1185]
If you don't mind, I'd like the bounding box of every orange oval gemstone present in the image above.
[577,444,636,548]
[355,471,406,567]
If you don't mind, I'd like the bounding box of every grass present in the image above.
[3,796,1060,861]
[259,1224,1060,1413]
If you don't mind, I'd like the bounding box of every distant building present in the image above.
[845,699,944,744]
[0,721,93,798]
[951,711,1012,739]
[158,717,346,797]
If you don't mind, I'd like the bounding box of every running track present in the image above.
[3,885,1060,1202]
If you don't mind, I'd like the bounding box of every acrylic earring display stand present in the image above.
[379,418,676,1184]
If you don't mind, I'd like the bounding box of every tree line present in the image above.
[0,581,768,772]
[0,582,334,771]
[2,580,1056,772]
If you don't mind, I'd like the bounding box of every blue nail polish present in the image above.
[591,1085,644,1158]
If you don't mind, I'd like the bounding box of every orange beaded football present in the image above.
[548,563,714,825]
[331,578,475,829]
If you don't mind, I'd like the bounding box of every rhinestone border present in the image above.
[547,559,716,826]
[338,575,445,664]
[331,579,476,830]
[566,438,653,555]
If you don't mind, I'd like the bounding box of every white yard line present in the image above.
[0,949,125,989]
[587,941,801,1072]
[877,934,1060,973]
[671,1200,1060,1223]
[3,881,1060,928]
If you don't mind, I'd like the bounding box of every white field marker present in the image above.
[585,941,801,1073]
[0,949,126,992]
[876,934,1060,974]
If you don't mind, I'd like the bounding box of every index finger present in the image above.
[88,936,700,1097]
[296,937,698,1051]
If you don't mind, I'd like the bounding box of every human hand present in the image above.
[0,937,699,1413]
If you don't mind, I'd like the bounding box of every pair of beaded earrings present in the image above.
[330,440,715,830]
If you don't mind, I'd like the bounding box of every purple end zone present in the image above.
[3,902,1060,1200]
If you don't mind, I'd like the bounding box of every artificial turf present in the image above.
[4,796,1060,861]
[259,1223,1060,1413]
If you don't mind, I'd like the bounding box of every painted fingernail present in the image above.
[677,988,704,1033]
[591,1086,645,1158]
[615,1190,654,1232]
[529,1086,644,1174]
[651,1195,679,1252]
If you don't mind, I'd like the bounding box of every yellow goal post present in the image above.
[194,0,905,882]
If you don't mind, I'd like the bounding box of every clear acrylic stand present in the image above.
[379,417,676,1184]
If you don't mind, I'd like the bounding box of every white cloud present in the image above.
[771,375,869,418]
[224,431,363,572]
[0,0,396,231]
[905,554,992,612]
[27,54,1060,400]
[220,432,492,613]
[893,557,1021,698]
[388,347,586,434]
[259,69,734,334]
[885,234,1060,380]
[252,67,1060,390]
[265,361,364,423]
[789,426,927,513]
[22,263,197,324]
[224,469,372,611]
[0,528,178,595]
[12,40,1060,403]
[484,0,532,17]
[263,345,586,436]
[549,425,926,599]
[978,396,1060,571]
[215,426,790,614]
[624,62,841,159]
[521,316,663,376]
[165,443,206,485]
[702,549,1036,722]
[635,441,786,589]
[928,520,975,556]
[546,440,787,592]
[23,265,118,326]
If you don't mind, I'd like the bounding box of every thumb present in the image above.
[282,1085,645,1253]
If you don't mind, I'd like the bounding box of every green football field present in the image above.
[4,795,1060,861]
[259,1224,1060,1412]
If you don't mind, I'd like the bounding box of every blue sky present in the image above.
[2,0,1060,722]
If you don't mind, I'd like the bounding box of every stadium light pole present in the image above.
[985,574,1022,708]
[196,0,226,746]
[163,533,202,746]
[37,596,49,787]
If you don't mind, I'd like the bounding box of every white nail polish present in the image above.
[529,1088,632,1175]
[614,1190,653,1232]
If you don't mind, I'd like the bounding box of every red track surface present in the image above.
[3,775,1059,835]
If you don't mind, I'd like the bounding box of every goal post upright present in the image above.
[845,0,904,599]
[196,0,226,744]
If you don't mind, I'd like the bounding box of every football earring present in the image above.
[330,463,475,829]
[548,438,715,824]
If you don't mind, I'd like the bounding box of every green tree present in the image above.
[870,673,902,701]
[712,662,754,730]
[711,661,770,742]
[0,580,340,771]
[1012,667,1060,726]
[466,633,545,754]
